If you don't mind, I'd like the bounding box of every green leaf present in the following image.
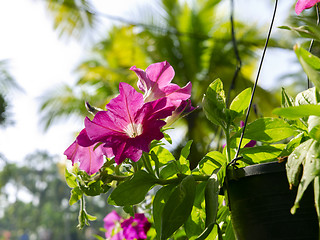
[295,87,318,106]
[179,140,193,163]
[77,196,96,229]
[65,167,77,188]
[160,161,182,179]
[193,181,206,209]
[273,104,320,119]
[163,131,173,144]
[240,145,285,164]
[294,44,320,90]
[313,177,320,226]
[108,171,156,206]
[217,163,227,187]
[123,205,135,216]
[281,132,305,156]
[229,88,252,119]
[69,186,83,205]
[198,151,227,175]
[179,140,193,174]
[161,175,196,239]
[279,25,320,40]
[287,139,313,187]
[308,116,320,141]
[242,118,294,143]
[203,79,227,128]
[195,223,216,240]
[80,180,107,196]
[184,206,206,239]
[224,219,236,240]
[150,151,160,178]
[291,140,320,214]
[93,235,106,240]
[150,146,175,165]
[153,184,177,237]
[281,88,294,108]
[205,175,219,227]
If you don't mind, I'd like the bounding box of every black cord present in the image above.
[230,0,278,167]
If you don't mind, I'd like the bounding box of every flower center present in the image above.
[125,123,143,138]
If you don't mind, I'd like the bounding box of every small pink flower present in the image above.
[295,0,320,14]
[121,213,151,240]
[84,82,175,164]
[103,211,125,240]
[240,121,256,148]
[130,61,192,106]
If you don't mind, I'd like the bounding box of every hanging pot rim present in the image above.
[227,160,285,180]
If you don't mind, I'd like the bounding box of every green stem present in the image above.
[224,125,232,163]
[102,172,209,186]
[155,174,210,186]
[142,152,154,176]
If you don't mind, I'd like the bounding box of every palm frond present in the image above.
[44,0,97,39]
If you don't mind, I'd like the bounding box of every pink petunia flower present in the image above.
[121,213,151,240]
[130,61,192,106]
[64,129,113,175]
[295,0,320,14]
[84,82,175,164]
[103,211,125,240]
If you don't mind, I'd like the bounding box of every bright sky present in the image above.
[0,0,150,163]
[0,0,299,163]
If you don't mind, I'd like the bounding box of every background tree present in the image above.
[0,59,21,127]
[0,151,111,239]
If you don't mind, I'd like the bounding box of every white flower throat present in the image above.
[125,123,143,138]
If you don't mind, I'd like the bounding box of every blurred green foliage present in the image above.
[0,151,111,239]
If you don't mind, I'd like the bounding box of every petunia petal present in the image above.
[64,140,105,175]
[131,61,192,104]
[295,0,320,14]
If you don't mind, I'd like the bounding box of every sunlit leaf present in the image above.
[241,118,294,143]
[108,171,156,206]
[203,79,227,128]
[161,175,196,239]
[294,44,320,90]
[273,105,320,119]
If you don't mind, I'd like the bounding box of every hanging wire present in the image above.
[307,3,320,88]
[226,0,242,107]
[229,0,278,167]
[224,0,278,212]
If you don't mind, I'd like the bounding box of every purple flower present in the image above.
[240,121,256,147]
[295,0,320,14]
[84,82,175,164]
[130,61,192,106]
[121,213,151,240]
[103,211,125,240]
[64,129,113,175]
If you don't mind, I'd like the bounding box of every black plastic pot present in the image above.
[225,161,319,240]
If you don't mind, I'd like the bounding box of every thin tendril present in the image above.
[230,0,278,166]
